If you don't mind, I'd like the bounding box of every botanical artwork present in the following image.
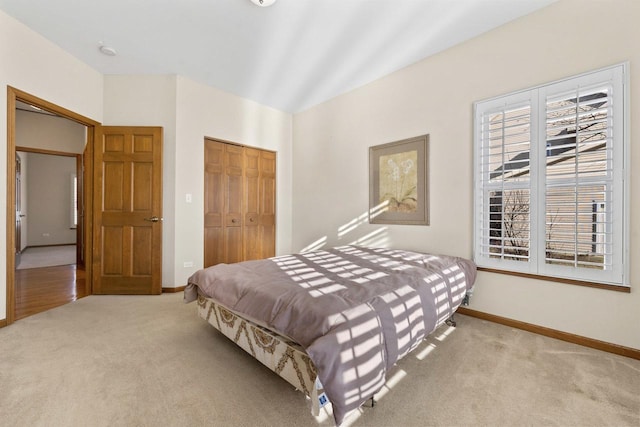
[379,151,418,212]
[369,134,429,225]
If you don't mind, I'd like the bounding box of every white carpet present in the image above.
[16,245,76,269]
[0,294,638,427]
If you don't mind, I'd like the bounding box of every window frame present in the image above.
[473,63,629,287]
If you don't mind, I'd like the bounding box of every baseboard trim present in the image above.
[162,286,186,293]
[24,243,76,249]
[0,318,7,328]
[456,307,640,361]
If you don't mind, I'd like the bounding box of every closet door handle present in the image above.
[144,216,161,223]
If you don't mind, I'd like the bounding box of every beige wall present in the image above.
[16,109,86,154]
[102,75,293,289]
[0,9,103,320]
[23,153,77,246]
[173,76,293,287]
[292,0,640,350]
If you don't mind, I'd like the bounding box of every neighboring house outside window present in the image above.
[473,64,628,287]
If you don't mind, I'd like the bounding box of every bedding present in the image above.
[193,295,328,416]
[185,245,477,425]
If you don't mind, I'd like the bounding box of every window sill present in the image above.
[477,267,630,293]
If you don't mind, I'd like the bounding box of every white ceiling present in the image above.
[0,0,555,113]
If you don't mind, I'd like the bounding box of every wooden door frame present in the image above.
[6,86,99,326]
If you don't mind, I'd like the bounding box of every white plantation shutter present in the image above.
[475,91,537,274]
[474,64,628,286]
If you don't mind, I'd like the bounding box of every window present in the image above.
[474,64,628,286]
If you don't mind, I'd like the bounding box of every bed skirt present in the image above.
[196,295,329,415]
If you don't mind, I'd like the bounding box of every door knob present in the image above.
[144,216,161,223]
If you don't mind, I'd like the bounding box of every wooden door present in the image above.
[244,148,276,260]
[204,140,224,267]
[244,147,261,260]
[204,140,244,267]
[224,144,244,263]
[259,150,276,259]
[93,126,163,294]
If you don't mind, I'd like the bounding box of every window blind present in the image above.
[474,64,627,286]
[478,101,533,266]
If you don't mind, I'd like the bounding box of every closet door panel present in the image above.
[204,140,225,267]
[224,145,244,222]
[244,148,261,260]
[225,226,243,264]
[204,227,224,267]
[260,150,276,259]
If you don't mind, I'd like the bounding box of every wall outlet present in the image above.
[183,261,194,268]
[42,233,50,237]
[185,193,192,203]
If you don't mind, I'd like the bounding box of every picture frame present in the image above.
[369,134,429,225]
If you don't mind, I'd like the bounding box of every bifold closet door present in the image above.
[205,139,275,267]
[259,150,276,259]
[244,148,276,260]
[204,140,243,267]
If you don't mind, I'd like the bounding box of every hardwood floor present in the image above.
[15,264,87,321]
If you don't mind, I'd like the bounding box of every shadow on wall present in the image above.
[300,202,390,252]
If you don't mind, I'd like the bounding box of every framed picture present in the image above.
[369,134,429,225]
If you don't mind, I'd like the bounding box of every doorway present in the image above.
[6,87,98,325]
[14,148,85,320]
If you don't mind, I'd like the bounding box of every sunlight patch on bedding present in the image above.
[436,300,451,316]
[297,271,324,281]
[317,369,407,426]
[427,278,446,290]
[342,352,384,384]
[366,271,388,280]
[287,267,314,276]
[340,334,383,363]
[336,317,379,343]
[434,292,448,304]
[309,283,347,297]
[344,366,385,404]
[299,277,332,289]
[277,258,305,267]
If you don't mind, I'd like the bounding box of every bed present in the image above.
[184,245,477,425]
